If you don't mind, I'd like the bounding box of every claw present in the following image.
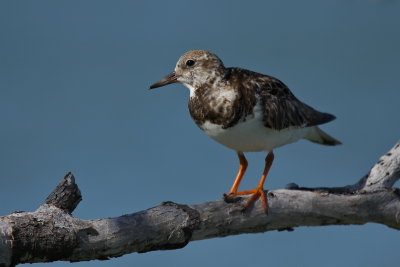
[237,187,269,214]
[223,193,241,203]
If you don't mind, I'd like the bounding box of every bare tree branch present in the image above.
[1,141,399,266]
[364,142,400,191]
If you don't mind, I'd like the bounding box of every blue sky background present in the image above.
[1,1,399,266]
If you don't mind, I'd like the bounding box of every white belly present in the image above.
[199,113,311,152]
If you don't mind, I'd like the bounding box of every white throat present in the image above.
[183,83,197,98]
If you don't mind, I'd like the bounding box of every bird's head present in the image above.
[149,50,226,94]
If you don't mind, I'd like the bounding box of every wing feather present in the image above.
[230,68,336,130]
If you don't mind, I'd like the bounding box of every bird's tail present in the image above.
[305,126,342,146]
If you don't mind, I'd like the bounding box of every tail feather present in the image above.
[305,127,341,146]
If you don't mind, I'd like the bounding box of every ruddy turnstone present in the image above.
[149,50,341,213]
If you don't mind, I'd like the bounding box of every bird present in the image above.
[149,50,341,214]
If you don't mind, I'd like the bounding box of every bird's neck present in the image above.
[187,74,242,129]
[187,68,228,98]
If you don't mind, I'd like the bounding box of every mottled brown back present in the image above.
[228,68,336,130]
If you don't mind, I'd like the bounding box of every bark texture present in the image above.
[1,142,399,266]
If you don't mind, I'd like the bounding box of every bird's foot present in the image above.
[223,192,242,203]
[223,187,269,214]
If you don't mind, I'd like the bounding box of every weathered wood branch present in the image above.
[1,142,399,266]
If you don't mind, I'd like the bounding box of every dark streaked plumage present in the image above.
[254,71,336,130]
[149,50,341,213]
[188,66,336,132]
[188,68,257,129]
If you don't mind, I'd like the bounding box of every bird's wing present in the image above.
[252,73,336,130]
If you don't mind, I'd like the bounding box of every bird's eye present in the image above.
[185,59,195,67]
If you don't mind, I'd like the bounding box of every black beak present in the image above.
[149,72,179,89]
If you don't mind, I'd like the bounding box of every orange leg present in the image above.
[235,151,274,214]
[225,152,248,196]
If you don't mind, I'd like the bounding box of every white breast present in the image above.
[199,103,311,152]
